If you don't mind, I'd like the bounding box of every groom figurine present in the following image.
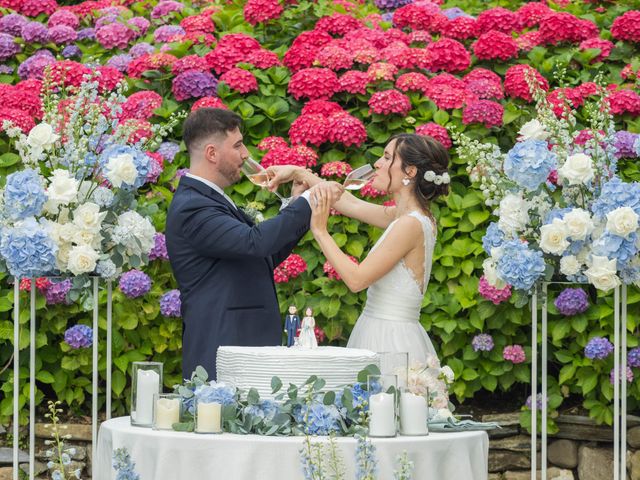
[284,305,300,347]
[166,108,339,379]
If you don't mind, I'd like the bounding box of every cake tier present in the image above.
[216,346,379,399]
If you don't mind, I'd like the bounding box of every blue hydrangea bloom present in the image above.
[544,208,572,224]
[584,337,614,360]
[294,402,341,435]
[99,144,151,189]
[496,240,546,291]
[591,177,640,219]
[195,382,236,407]
[482,222,504,254]
[243,399,279,422]
[503,140,557,191]
[160,289,181,317]
[0,217,57,278]
[592,232,638,266]
[64,324,93,349]
[157,142,180,163]
[3,169,46,221]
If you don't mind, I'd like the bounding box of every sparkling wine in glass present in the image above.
[343,164,375,191]
[242,157,290,207]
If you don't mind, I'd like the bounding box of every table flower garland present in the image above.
[454,73,640,298]
[0,73,181,300]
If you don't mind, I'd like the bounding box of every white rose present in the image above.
[539,218,570,255]
[27,123,59,150]
[105,153,137,188]
[73,203,106,233]
[56,243,72,271]
[73,229,102,249]
[67,245,99,275]
[439,366,455,383]
[606,206,639,239]
[482,258,506,289]
[498,194,530,235]
[585,256,620,291]
[517,119,549,141]
[560,255,581,276]
[558,153,594,186]
[562,209,594,241]
[48,169,79,206]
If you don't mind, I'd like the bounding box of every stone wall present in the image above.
[484,412,640,480]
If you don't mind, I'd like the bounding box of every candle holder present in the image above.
[367,374,397,438]
[378,352,408,390]
[194,398,223,434]
[153,393,182,431]
[131,362,162,427]
[399,388,429,436]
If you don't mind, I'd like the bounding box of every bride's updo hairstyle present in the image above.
[388,133,450,212]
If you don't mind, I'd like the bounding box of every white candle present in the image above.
[134,369,159,425]
[155,398,180,430]
[369,392,396,437]
[400,392,428,435]
[196,402,222,433]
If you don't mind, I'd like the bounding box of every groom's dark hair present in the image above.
[183,108,242,155]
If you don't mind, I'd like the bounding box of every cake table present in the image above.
[96,416,489,480]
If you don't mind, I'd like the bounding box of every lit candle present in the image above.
[134,369,160,425]
[196,402,222,433]
[155,398,180,430]
[369,392,396,437]
[400,392,428,435]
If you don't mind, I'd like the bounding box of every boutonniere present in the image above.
[240,201,265,223]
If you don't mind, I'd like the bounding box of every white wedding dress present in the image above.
[347,211,437,365]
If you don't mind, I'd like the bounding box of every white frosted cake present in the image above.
[216,346,379,399]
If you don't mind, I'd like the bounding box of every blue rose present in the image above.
[496,240,546,291]
[0,217,57,278]
[504,140,557,191]
[3,169,46,220]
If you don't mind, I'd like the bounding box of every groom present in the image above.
[166,108,337,379]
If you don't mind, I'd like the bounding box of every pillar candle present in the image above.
[196,402,222,433]
[369,392,396,437]
[134,369,160,425]
[155,398,180,430]
[400,392,428,435]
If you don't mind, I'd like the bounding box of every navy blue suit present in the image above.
[166,176,311,379]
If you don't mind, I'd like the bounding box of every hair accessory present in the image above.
[402,177,411,186]
[423,171,450,185]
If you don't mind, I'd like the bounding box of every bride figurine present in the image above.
[266,134,449,365]
[298,307,318,349]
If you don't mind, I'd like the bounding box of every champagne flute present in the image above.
[343,164,376,190]
[242,157,290,207]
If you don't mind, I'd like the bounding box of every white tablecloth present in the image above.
[96,416,488,480]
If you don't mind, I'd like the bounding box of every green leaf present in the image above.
[247,388,260,405]
[559,364,576,385]
[271,376,282,394]
[112,370,126,396]
[0,153,20,168]
[323,391,335,405]
[36,371,55,384]
[433,110,449,125]
[481,375,497,392]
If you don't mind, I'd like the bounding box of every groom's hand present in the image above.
[265,165,301,192]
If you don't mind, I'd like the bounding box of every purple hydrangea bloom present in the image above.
[48,25,77,45]
[554,288,589,316]
[382,12,394,23]
[472,333,494,352]
[48,10,79,29]
[610,366,633,384]
[175,168,189,179]
[62,45,81,58]
[151,0,184,19]
[77,27,96,41]
[129,42,154,58]
[95,14,120,30]
[0,64,13,74]
[106,54,132,73]
[442,7,473,20]
[525,393,546,410]
[46,279,72,305]
[148,233,168,261]
[157,142,180,162]
[64,324,93,349]
[584,337,614,360]
[160,289,181,317]
[21,22,49,44]
[628,347,640,368]
[18,50,56,80]
[0,33,21,61]
[127,17,150,38]
[0,13,28,36]
[118,269,152,298]
[373,0,411,10]
[172,71,218,101]
[153,25,185,43]
[614,131,638,159]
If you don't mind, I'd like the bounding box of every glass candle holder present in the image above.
[378,351,409,390]
[131,361,163,427]
[367,374,397,438]
[399,388,429,436]
[195,399,223,434]
[153,393,181,431]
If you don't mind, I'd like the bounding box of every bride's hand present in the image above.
[265,165,303,192]
[310,182,343,234]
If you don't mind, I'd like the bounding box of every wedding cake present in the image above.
[216,346,379,399]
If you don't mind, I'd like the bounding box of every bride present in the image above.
[268,133,449,364]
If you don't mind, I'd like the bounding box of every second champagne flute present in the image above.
[242,157,290,207]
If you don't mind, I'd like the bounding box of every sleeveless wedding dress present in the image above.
[347,211,438,365]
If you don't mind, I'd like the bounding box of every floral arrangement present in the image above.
[44,400,83,480]
[0,72,180,299]
[406,356,454,411]
[455,74,640,295]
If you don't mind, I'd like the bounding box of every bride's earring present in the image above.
[402,177,411,186]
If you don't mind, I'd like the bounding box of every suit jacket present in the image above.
[166,176,311,379]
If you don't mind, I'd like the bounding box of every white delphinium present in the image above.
[112,211,155,257]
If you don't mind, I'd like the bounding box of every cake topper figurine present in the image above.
[284,305,301,347]
[298,307,318,349]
